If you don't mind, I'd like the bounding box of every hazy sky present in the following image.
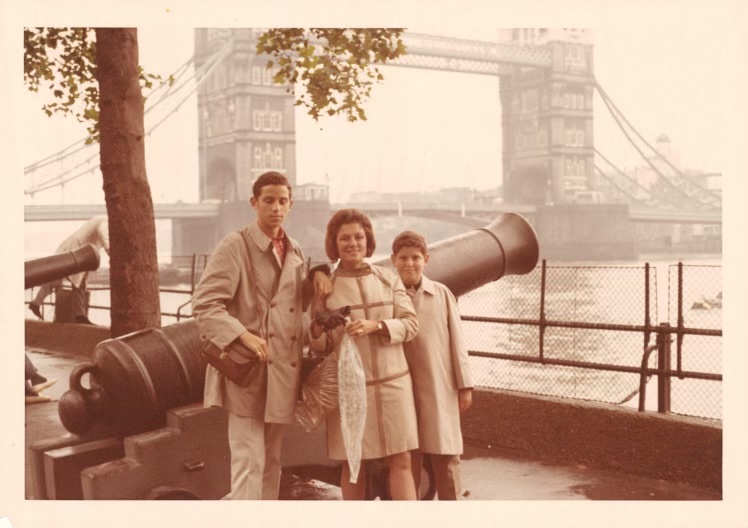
[21,23,724,205]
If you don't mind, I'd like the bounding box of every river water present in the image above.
[457,257,722,420]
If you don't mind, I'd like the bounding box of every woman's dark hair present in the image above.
[324,208,376,261]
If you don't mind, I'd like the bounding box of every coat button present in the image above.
[289,307,295,313]
[270,301,277,308]
[268,359,274,365]
[290,336,297,342]
[268,333,275,339]
[291,361,298,368]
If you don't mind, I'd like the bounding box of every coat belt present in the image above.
[366,369,409,386]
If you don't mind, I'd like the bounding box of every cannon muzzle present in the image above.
[376,212,539,297]
[25,244,100,290]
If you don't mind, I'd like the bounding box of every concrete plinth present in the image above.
[80,404,230,500]
[43,438,124,499]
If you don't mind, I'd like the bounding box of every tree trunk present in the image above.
[95,28,161,336]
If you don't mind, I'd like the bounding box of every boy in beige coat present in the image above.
[192,172,330,500]
[391,231,474,500]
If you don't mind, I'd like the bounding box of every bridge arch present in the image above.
[203,156,237,202]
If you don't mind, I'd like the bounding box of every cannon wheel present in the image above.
[142,486,200,500]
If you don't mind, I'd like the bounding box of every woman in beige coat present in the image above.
[310,208,420,500]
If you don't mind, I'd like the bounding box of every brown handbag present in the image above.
[200,339,260,387]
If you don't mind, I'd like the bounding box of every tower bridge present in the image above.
[25,29,721,261]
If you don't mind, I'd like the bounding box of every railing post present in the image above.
[657,323,672,414]
[539,259,546,363]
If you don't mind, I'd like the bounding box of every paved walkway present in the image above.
[24,346,720,501]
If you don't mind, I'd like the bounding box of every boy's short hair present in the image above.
[253,171,292,199]
[392,230,428,257]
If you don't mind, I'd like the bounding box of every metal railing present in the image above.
[460,260,722,420]
[27,255,722,420]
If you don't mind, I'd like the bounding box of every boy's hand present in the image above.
[458,388,473,412]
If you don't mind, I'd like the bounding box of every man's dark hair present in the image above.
[253,171,292,199]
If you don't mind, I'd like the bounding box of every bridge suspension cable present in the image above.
[594,147,677,209]
[24,39,233,197]
[594,80,720,210]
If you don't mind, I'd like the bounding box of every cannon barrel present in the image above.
[59,320,205,437]
[25,244,100,289]
[59,213,538,437]
[374,212,539,297]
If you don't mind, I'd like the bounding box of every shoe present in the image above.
[26,394,52,405]
[29,372,47,385]
[31,379,57,393]
[29,302,44,320]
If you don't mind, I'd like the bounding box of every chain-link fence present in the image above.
[26,255,722,420]
[666,264,722,419]
[459,261,722,421]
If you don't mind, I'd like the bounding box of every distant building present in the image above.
[348,186,500,205]
[295,183,328,202]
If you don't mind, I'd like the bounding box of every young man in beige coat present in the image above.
[192,171,329,500]
[392,231,474,500]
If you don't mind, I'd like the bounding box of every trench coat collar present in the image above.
[247,222,272,251]
[409,275,437,297]
[246,222,300,270]
[247,222,277,252]
[420,275,437,296]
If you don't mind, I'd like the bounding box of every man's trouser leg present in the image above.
[261,422,285,499]
[431,454,462,500]
[227,413,285,500]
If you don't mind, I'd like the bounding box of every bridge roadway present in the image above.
[24,202,722,225]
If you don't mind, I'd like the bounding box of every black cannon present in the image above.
[58,321,205,437]
[374,212,539,297]
[25,244,100,290]
[58,213,539,439]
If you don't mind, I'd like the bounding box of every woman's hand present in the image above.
[345,319,379,337]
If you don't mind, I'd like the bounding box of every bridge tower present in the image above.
[194,28,298,202]
[173,29,329,258]
[500,29,595,205]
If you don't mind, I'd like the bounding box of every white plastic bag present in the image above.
[337,332,367,484]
